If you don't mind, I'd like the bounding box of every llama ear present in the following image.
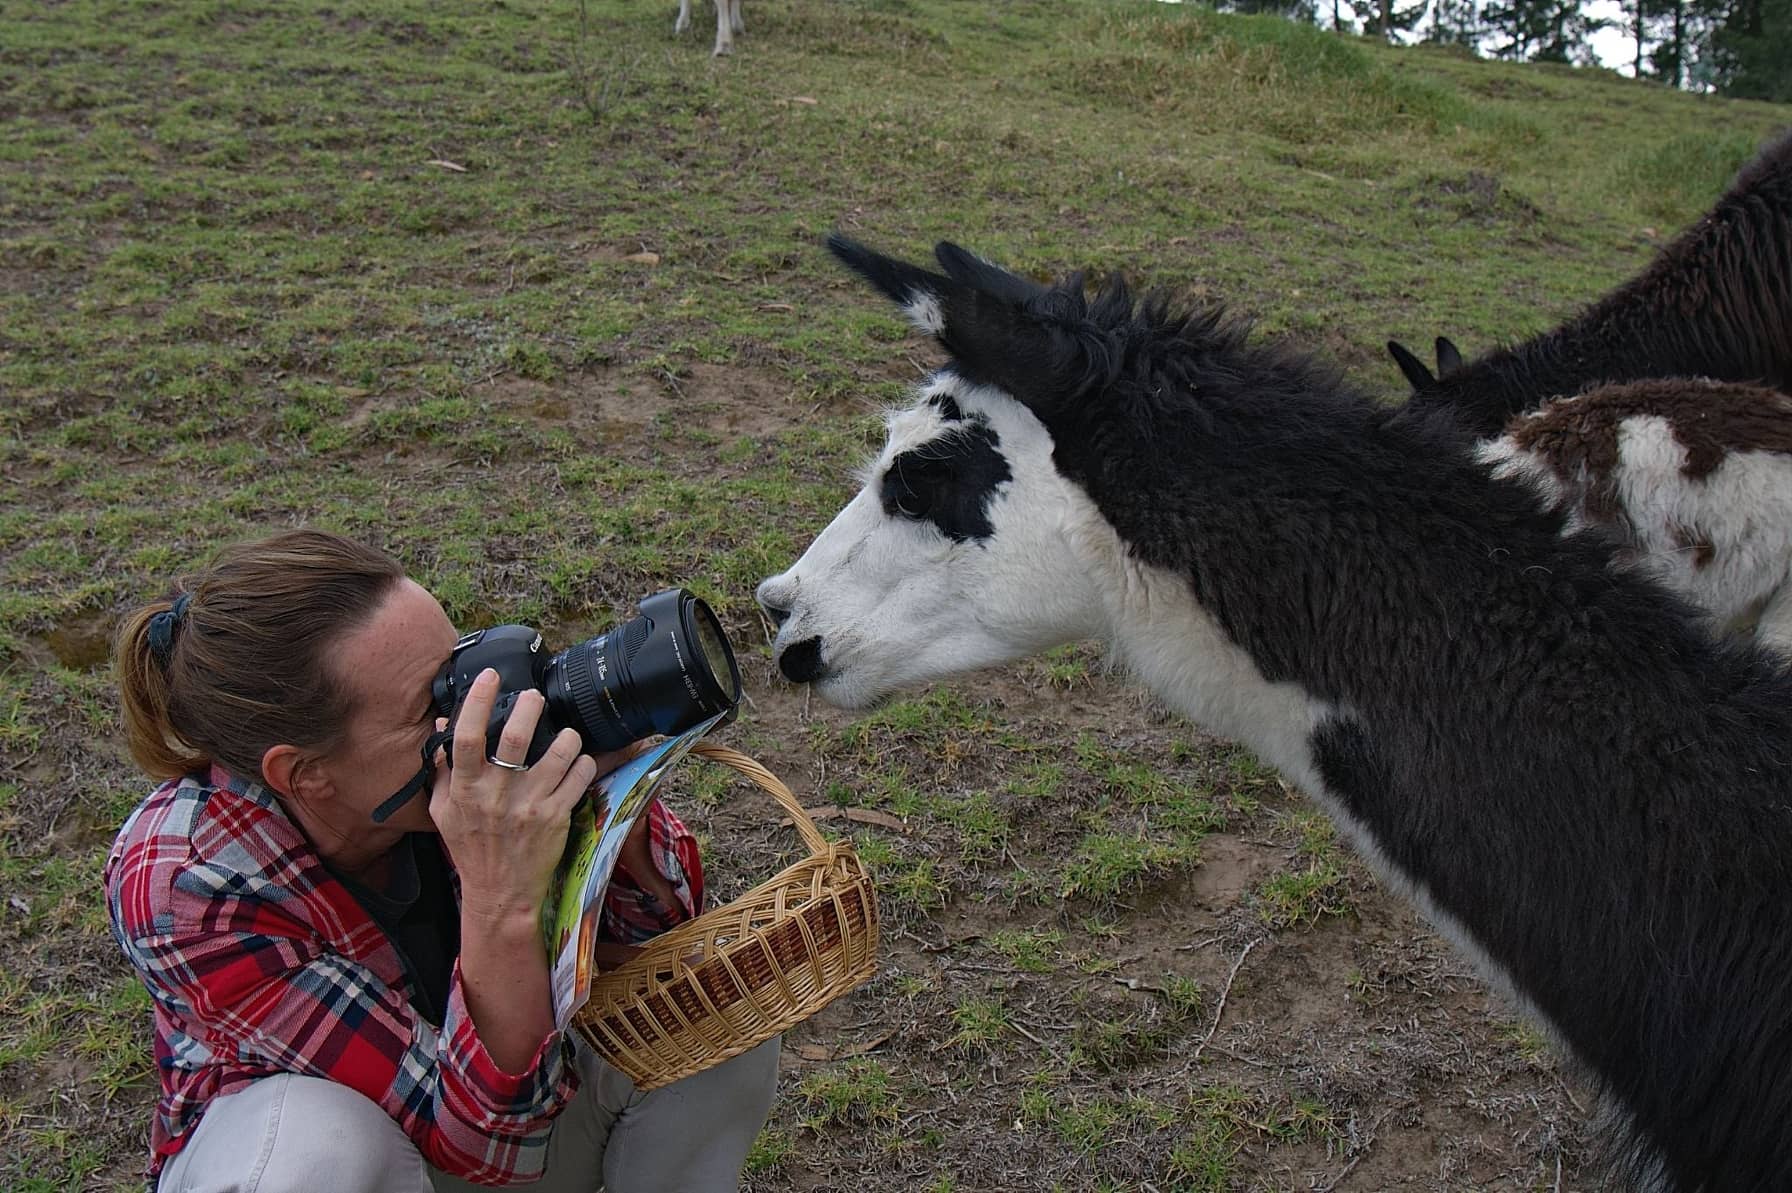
[932,241,1048,306]
[1388,339,1436,390]
[830,235,1074,419]
[1434,336,1463,377]
[928,241,1087,418]
[827,234,959,337]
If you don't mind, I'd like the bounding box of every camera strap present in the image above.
[370,727,455,825]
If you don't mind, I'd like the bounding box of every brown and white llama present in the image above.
[1479,378,1792,654]
[1384,349,1792,656]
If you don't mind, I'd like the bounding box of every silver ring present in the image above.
[486,756,529,773]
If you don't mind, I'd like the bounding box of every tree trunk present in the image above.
[1672,0,1685,86]
[1634,0,1645,75]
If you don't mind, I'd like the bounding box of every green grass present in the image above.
[986,925,1065,973]
[798,1058,904,1129]
[948,994,1013,1055]
[1061,830,1201,901]
[1255,809,1354,928]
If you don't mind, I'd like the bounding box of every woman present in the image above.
[106,529,778,1192]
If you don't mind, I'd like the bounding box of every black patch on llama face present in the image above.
[880,417,1012,543]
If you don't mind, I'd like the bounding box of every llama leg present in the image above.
[712,0,734,54]
[675,0,691,34]
[730,0,745,35]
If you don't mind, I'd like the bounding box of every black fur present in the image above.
[1396,128,1792,439]
[880,415,1012,544]
[1386,338,1436,390]
[831,234,1792,1189]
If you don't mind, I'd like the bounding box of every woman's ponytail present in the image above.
[115,594,210,780]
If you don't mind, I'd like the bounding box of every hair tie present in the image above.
[147,592,192,670]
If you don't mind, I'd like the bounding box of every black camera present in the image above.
[434,588,742,766]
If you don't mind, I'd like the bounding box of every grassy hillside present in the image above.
[3,1,1787,1188]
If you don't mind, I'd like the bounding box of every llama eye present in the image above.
[885,482,932,520]
[880,470,936,521]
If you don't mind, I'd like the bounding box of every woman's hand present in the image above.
[429,668,598,927]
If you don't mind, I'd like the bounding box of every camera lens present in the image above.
[687,599,740,705]
[540,588,741,755]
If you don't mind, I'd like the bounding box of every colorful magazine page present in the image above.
[542,713,727,1029]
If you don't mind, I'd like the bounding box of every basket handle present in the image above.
[687,741,831,856]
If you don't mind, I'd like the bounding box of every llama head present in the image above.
[754,237,1117,708]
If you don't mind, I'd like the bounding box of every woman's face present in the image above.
[314,578,459,834]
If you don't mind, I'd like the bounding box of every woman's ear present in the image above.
[261,742,326,803]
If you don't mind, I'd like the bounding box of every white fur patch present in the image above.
[1483,413,1792,655]
[1610,416,1792,649]
[902,290,945,336]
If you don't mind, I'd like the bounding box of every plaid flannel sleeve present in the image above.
[114,888,579,1185]
[599,797,704,945]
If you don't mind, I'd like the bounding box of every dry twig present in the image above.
[1190,935,1264,1063]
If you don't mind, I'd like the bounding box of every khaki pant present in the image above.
[155,1037,781,1193]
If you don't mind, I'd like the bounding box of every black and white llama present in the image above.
[758,236,1792,1190]
[1393,127,1792,441]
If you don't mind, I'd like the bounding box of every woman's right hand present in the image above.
[428,668,599,928]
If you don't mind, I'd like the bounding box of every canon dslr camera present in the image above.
[436,587,742,766]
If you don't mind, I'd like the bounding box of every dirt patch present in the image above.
[478,359,807,446]
[1404,171,1545,227]
[39,609,117,672]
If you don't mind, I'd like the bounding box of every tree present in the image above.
[1482,0,1604,61]
[1626,0,1654,75]
[1360,0,1431,39]
[1705,0,1792,99]
[1645,0,1695,85]
[1426,0,1485,46]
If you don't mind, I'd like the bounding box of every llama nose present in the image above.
[778,637,825,684]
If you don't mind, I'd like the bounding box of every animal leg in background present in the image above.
[675,0,741,55]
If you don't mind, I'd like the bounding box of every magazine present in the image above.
[541,713,727,1029]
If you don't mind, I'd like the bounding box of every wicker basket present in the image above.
[571,741,880,1091]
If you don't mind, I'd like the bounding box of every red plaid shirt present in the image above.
[104,766,701,1186]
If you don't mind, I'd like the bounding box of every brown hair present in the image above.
[115,529,407,782]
